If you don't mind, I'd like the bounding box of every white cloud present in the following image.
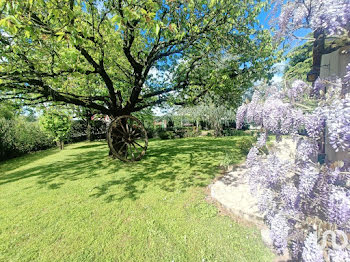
[271,74,283,84]
[273,61,287,73]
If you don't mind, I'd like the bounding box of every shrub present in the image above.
[67,120,107,142]
[221,150,237,167]
[236,137,256,155]
[39,109,71,149]
[223,129,247,136]
[0,117,54,161]
[158,130,175,140]
[67,120,87,142]
[146,126,156,139]
[183,128,199,138]
[174,128,186,138]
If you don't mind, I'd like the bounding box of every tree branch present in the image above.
[0,80,110,114]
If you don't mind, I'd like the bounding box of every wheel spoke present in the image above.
[125,122,131,134]
[117,142,126,154]
[114,127,124,136]
[124,143,129,159]
[131,128,137,136]
[118,119,127,134]
[113,140,124,148]
[129,144,136,160]
[133,140,145,149]
[131,142,141,155]
[132,128,143,138]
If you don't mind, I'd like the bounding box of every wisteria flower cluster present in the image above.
[236,66,350,261]
[274,0,350,38]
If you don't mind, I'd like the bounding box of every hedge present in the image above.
[0,117,55,161]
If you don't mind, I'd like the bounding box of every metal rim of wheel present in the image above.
[107,115,148,162]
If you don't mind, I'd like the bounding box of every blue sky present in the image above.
[258,6,312,49]
[256,6,312,84]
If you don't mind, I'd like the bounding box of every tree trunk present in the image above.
[312,29,326,160]
[87,119,93,141]
[312,28,325,82]
[214,121,222,137]
[57,140,64,150]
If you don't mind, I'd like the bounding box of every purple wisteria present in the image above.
[236,74,350,260]
[302,233,324,262]
[274,0,350,38]
[270,213,290,254]
[288,80,308,100]
[234,2,350,260]
[328,185,350,228]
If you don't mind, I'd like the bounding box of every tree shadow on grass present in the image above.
[0,147,59,171]
[0,138,243,201]
[0,145,108,187]
[72,143,106,150]
[90,138,243,202]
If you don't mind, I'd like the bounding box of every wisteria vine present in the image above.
[236,64,350,261]
[272,0,350,39]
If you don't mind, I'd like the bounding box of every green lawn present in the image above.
[0,137,273,262]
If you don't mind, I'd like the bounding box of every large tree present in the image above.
[0,0,275,117]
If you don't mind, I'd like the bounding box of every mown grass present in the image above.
[0,137,273,262]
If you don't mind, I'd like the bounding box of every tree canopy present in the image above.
[39,108,71,149]
[284,42,312,81]
[0,0,275,117]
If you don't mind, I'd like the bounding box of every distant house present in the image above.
[153,120,167,129]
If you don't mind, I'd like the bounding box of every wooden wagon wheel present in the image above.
[107,115,148,162]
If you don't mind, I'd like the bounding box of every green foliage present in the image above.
[175,96,238,137]
[183,128,199,138]
[0,138,273,261]
[236,137,257,155]
[39,109,72,147]
[157,130,175,140]
[0,101,19,120]
[0,0,276,115]
[223,129,247,137]
[173,128,186,138]
[145,125,156,139]
[134,108,155,129]
[284,42,313,81]
[221,135,256,167]
[0,117,54,160]
[221,150,239,167]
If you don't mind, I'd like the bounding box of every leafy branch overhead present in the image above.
[0,0,275,116]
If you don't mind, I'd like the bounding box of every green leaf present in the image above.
[155,24,160,35]
[111,15,121,25]
[24,30,31,38]
[209,0,216,9]
[55,32,65,41]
